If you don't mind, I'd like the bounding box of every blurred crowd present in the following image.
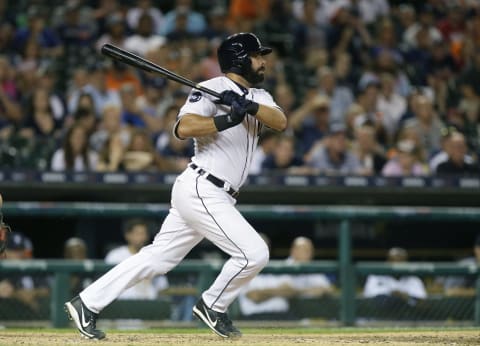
[0,0,480,177]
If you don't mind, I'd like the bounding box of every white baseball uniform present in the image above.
[80,76,280,314]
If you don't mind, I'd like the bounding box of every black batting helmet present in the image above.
[217,33,272,75]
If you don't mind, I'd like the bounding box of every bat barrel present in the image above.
[101,44,221,98]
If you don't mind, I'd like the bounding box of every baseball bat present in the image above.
[101,43,221,98]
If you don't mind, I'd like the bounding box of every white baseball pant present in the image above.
[80,168,269,313]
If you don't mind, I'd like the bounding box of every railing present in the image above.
[0,259,478,327]
[2,203,480,327]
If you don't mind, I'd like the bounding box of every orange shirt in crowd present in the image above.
[105,70,143,96]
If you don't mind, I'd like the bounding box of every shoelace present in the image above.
[217,312,233,327]
[90,313,98,329]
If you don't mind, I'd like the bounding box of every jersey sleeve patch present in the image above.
[189,91,202,103]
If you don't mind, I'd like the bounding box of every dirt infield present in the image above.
[0,329,479,346]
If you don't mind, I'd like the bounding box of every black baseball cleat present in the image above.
[64,296,106,340]
[192,298,242,338]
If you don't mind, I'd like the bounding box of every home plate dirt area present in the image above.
[0,328,478,346]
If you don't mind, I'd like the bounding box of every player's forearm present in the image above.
[255,105,287,132]
[176,114,218,139]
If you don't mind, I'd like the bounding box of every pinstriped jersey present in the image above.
[177,76,280,190]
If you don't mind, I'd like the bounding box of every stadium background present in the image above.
[1,0,480,329]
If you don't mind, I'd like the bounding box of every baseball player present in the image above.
[65,32,287,340]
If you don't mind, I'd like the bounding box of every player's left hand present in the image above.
[215,90,242,106]
[216,91,259,115]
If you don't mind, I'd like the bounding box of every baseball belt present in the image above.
[189,163,239,199]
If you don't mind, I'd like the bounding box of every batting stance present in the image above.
[65,32,287,340]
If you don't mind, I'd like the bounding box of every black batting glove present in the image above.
[214,99,247,131]
[215,91,259,115]
[236,97,259,115]
[215,90,242,106]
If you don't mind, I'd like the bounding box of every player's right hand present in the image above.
[213,99,247,132]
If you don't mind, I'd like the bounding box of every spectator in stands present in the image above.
[352,123,387,176]
[429,126,457,174]
[314,66,354,126]
[228,0,269,33]
[155,104,192,171]
[0,232,50,312]
[355,80,388,146]
[16,37,42,75]
[69,64,122,118]
[201,6,231,42]
[126,0,164,35]
[95,13,128,53]
[124,12,166,57]
[66,92,98,131]
[119,83,145,128]
[403,4,442,49]
[96,132,125,172]
[261,135,306,174]
[161,0,207,36]
[371,19,403,73]
[50,122,98,172]
[122,129,171,172]
[0,56,22,135]
[0,0,480,181]
[289,94,330,155]
[250,131,279,175]
[36,65,67,123]
[198,41,223,80]
[66,67,89,111]
[376,73,407,144]
[13,5,63,59]
[306,122,362,176]
[344,103,366,140]
[133,77,167,134]
[155,105,181,151]
[356,0,390,27]
[91,0,121,35]
[363,247,427,308]
[254,0,307,60]
[457,81,480,151]
[105,60,143,97]
[273,82,297,128]
[436,132,479,176]
[105,219,168,300]
[326,3,373,66]
[333,52,357,90]
[55,2,96,51]
[21,87,62,140]
[90,104,130,152]
[401,95,445,157]
[238,236,333,320]
[154,103,193,172]
[382,139,428,177]
[64,237,93,296]
[426,58,458,119]
[166,8,198,44]
[293,0,327,50]
[73,107,97,139]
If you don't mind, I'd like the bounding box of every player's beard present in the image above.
[243,65,265,85]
